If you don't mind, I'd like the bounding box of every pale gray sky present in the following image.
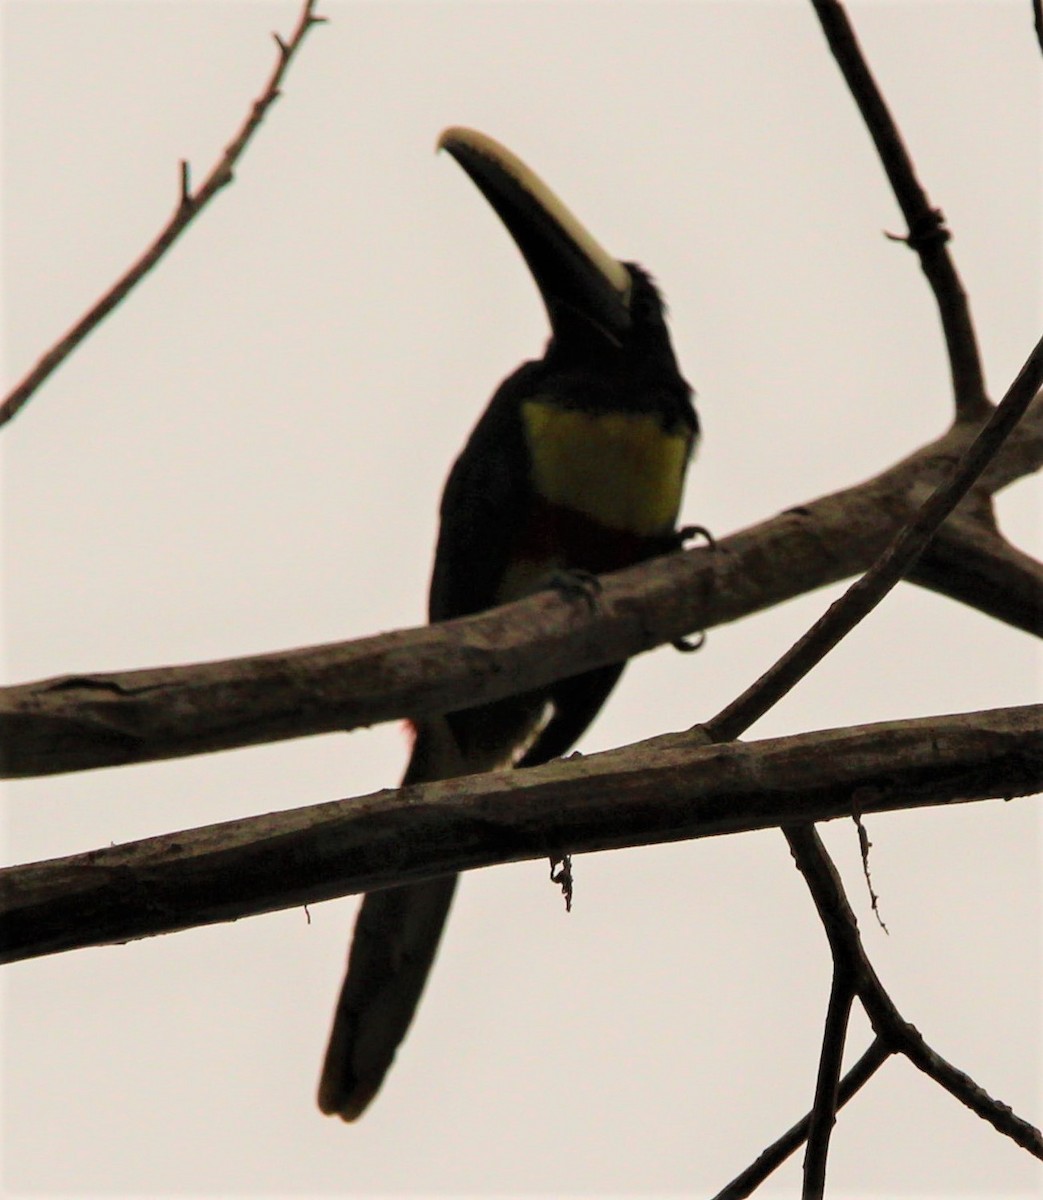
[2,1,1041,1196]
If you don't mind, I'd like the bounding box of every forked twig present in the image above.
[705,334,1043,1190]
[703,1,1043,1179]
[713,1039,893,1200]
[785,825,1043,1158]
[0,0,326,429]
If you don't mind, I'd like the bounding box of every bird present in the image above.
[318,126,699,1121]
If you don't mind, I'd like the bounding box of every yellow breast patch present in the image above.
[521,399,690,535]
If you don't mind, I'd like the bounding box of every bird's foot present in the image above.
[670,524,713,651]
[546,568,601,613]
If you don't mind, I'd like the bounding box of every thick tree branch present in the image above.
[0,0,325,429]
[809,0,988,418]
[910,512,1043,635]
[3,393,1041,780]
[1,704,1038,964]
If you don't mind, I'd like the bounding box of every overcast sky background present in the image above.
[2,1,1041,1196]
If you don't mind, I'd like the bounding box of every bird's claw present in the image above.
[676,523,716,550]
[672,630,707,653]
[547,568,601,612]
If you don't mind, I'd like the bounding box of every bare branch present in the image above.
[809,0,988,418]
[898,1021,1043,1155]
[803,966,856,1197]
[0,0,325,429]
[786,824,1043,1159]
[0,704,1038,964]
[3,394,1041,780]
[910,513,1043,636]
[706,332,1043,744]
[712,1039,893,1200]
[723,344,1043,1174]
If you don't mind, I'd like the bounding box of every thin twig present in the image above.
[898,1026,1043,1156]
[0,0,326,429]
[852,811,887,933]
[706,331,1043,745]
[802,965,856,1198]
[712,1039,893,1200]
[809,0,989,418]
[786,825,1043,1158]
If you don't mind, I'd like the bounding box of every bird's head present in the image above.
[438,127,681,375]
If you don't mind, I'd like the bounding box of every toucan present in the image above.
[318,127,699,1120]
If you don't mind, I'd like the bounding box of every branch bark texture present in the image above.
[1,704,1038,963]
[3,393,1041,779]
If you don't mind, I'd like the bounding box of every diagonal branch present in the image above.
[706,330,1043,744]
[809,0,988,418]
[0,0,326,429]
[709,361,1043,1195]
[708,326,1043,1174]
[715,2,1040,1181]
[698,246,1042,1180]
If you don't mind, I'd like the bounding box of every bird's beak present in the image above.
[438,126,632,342]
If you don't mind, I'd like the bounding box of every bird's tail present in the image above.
[318,702,542,1120]
[317,872,458,1120]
